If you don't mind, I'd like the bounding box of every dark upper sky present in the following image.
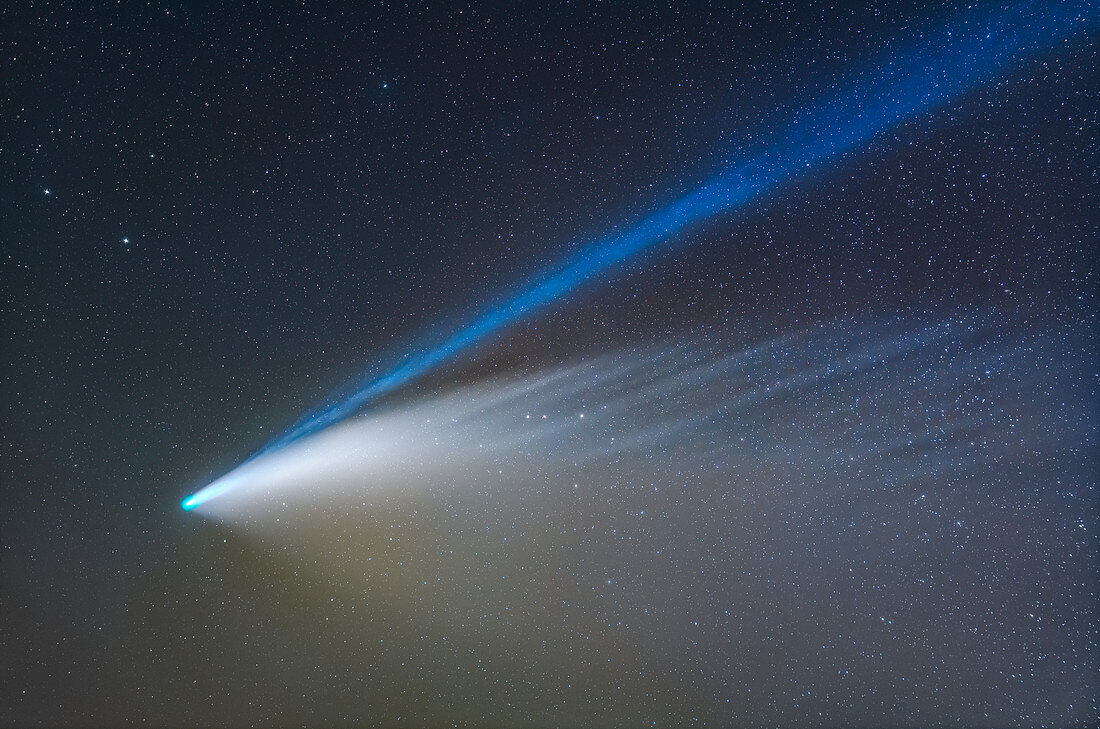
[2,2,1097,727]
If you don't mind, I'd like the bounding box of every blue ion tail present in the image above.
[181,0,1099,512]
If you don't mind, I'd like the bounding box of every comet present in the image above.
[182,0,1097,512]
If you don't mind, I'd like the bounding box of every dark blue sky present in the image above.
[2,2,1096,726]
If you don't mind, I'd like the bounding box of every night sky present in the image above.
[2,2,1098,727]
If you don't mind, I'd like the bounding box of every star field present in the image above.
[1,2,1097,727]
